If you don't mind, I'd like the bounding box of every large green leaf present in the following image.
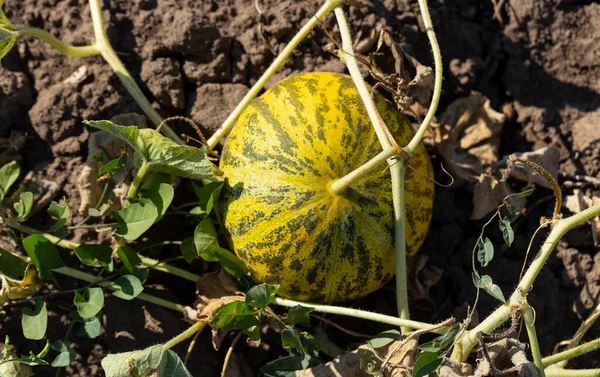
[74,244,112,268]
[73,287,104,319]
[112,202,158,241]
[84,120,221,181]
[22,235,65,281]
[111,275,143,300]
[0,247,27,279]
[101,345,192,377]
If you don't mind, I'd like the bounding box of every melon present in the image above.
[218,72,433,303]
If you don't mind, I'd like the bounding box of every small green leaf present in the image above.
[84,120,221,182]
[101,345,192,377]
[13,191,33,220]
[477,237,494,267]
[368,330,402,349]
[112,275,143,300]
[260,355,321,377]
[180,237,196,263]
[212,300,260,332]
[0,247,27,279]
[21,299,47,340]
[0,160,19,201]
[22,235,65,281]
[74,244,112,268]
[281,328,303,351]
[37,341,51,359]
[48,199,70,222]
[112,201,158,241]
[74,313,102,339]
[419,323,461,352]
[98,156,123,176]
[246,284,279,309]
[499,216,514,247]
[287,306,313,328]
[193,217,219,254]
[139,182,174,220]
[50,340,76,367]
[472,273,506,303]
[413,352,443,377]
[116,247,148,283]
[203,246,248,279]
[0,31,17,61]
[517,188,535,197]
[191,181,223,216]
[74,287,104,319]
[88,204,109,217]
[506,202,517,217]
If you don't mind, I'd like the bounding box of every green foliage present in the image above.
[260,355,320,377]
[360,351,383,377]
[419,323,461,353]
[116,247,148,283]
[12,192,33,221]
[112,202,158,241]
[0,27,18,61]
[367,330,402,349]
[477,237,494,268]
[517,188,535,197]
[179,237,196,263]
[101,345,191,377]
[21,299,47,340]
[412,351,443,377]
[84,120,221,181]
[98,156,123,177]
[138,182,174,221]
[0,247,27,279]
[246,283,279,309]
[287,306,313,328]
[212,300,261,341]
[71,312,102,339]
[22,235,65,281]
[0,161,19,202]
[74,245,112,269]
[50,341,76,367]
[47,199,70,235]
[472,273,506,303]
[499,216,514,247]
[74,287,105,319]
[112,275,143,300]
[190,181,222,216]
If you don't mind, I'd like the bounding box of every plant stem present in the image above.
[452,202,600,361]
[271,297,448,334]
[543,338,600,368]
[206,0,342,149]
[553,304,600,369]
[545,369,600,377]
[403,0,443,155]
[17,27,100,57]
[328,147,397,195]
[333,7,392,150]
[86,0,182,144]
[54,266,185,312]
[523,306,545,377]
[391,162,410,332]
[164,320,207,350]
[138,255,198,283]
[126,161,150,200]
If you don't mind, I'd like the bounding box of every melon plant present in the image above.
[218,72,434,302]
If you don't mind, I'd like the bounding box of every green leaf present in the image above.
[280,327,317,370]
[0,359,34,377]
[74,287,104,319]
[37,341,51,359]
[74,313,102,339]
[21,299,47,340]
[112,275,143,300]
[287,306,313,328]
[0,160,19,201]
[50,340,76,367]
[13,191,33,220]
[0,247,27,279]
[88,204,110,217]
[212,300,260,332]
[499,216,514,247]
[84,120,221,182]
[116,246,148,283]
[193,217,219,254]
[517,188,535,197]
[368,330,402,349]
[281,328,303,351]
[419,323,461,352]
[506,202,517,217]
[472,273,506,303]
[191,181,223,216]
[477,237,494,267]
[246,284,279,309]
[22,235,65,281]
[139,182,174,220]
[74,244,112,268]
[112,201,158,240]
[0,30,17,61]
[101,345,192,377]
[260,355,321,377]
[48,199,70,222]
[180,237,196,263]
[203,246,248,280]
[98,156,123,176]
[413,352,443,377]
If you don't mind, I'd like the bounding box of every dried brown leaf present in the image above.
[471,175,526,220]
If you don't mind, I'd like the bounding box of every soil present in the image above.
[0,0,599,376]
